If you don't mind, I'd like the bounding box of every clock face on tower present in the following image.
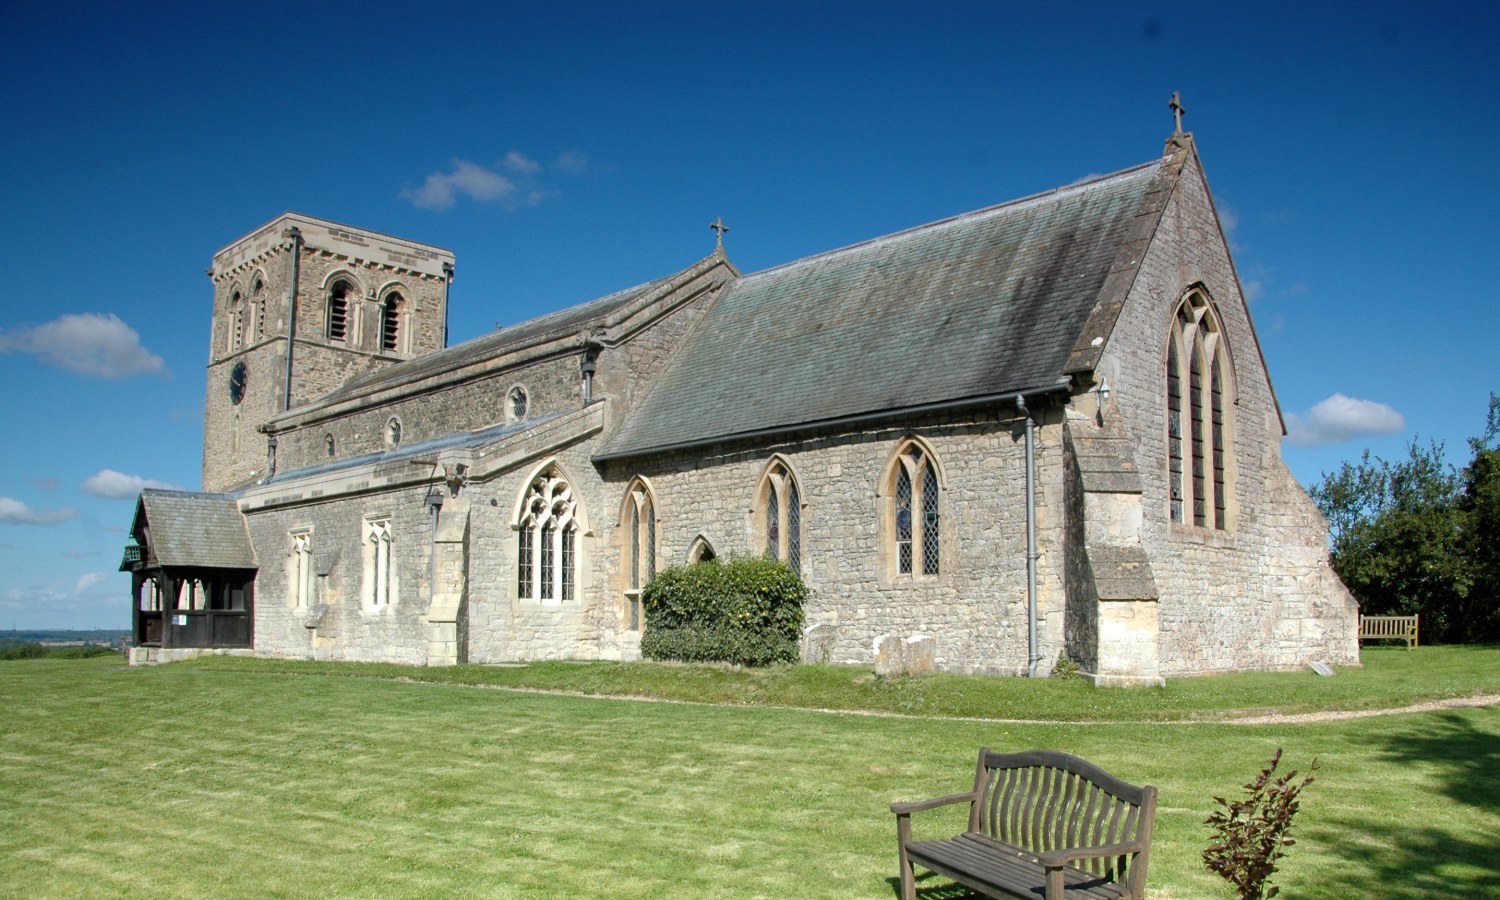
[229,361,247,405]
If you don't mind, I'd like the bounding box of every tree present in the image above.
[1310,393,1497,644]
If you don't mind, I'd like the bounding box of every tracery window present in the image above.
[621,480,656,630]
[886,440,941,576]
[757,458,802,575]
[361,517,394,609]
[1165,290,1232,529]
[327,280,351,343]
[380,292,403,354]
[517,467,579,603]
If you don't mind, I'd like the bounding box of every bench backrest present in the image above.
[971,749,1156,892]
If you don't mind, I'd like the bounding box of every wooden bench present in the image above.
[892,749,1156,900]
[1359,614,1419,649]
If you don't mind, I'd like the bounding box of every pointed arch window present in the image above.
[380,292,403,354]
[361,517,394,609]
[757,459,802,575]
[289,528,313,610]
[688,536,717,564]
[887,441,942,576]
[621,480,656,630]
[517,468,579,603]
[327,280,351,343]
[1166,291,1232,529]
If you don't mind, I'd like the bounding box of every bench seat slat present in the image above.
[907,833,1130,900]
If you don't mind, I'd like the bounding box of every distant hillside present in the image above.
[2,629,129,645]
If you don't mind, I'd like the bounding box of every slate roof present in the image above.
[264,413,563,485]
[135,490,256,570]
[599,159,1165,460]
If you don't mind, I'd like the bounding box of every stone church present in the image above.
[122,127,1359,685]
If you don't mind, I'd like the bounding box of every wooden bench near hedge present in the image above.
[1359,614,1419,649]
[892,749,1156,900]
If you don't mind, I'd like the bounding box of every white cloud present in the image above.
[400,159,516,210]
[0,497,78,526]
[74,572,107,594]
[81,469,186,500]
[1285,393,1406,447]
[0,313,167,379]
[401,150,590,211]
[504,150,542,175]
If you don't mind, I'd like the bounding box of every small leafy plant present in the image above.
[1203,748,1319,900]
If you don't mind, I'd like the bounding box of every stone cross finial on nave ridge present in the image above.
[710,216,729,250]
[1169,91,1186,134]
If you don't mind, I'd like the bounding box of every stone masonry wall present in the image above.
[1094,147,1359,675]
[608,407,1070,675]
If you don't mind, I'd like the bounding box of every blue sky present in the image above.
[2,2,1496,630]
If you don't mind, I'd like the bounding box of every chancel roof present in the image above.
[600,158,1167,460]
[133,490,256,570]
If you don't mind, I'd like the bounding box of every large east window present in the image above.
[1166,290,1233,529]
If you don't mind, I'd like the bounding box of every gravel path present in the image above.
[1224,693,1500,725]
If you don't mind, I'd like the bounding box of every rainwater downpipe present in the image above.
[1016,394,1040,678]
[281,226,302,412]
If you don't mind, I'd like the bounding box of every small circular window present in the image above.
[385,417,402,449]
[508,386,529,422]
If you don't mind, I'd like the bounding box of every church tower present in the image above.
[202,213,454,492]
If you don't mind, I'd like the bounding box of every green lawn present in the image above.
[2,649,1497,898]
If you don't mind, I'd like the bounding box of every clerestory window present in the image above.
[757,458,802,576]
[1166,290,1233,529]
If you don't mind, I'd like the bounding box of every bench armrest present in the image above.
[1036,839,1147,868]
[891,792,977,817]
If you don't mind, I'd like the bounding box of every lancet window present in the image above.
[1165,291,1232,529]
[887,440,941,576]
[621,480,656,630]
[227,288,244,353]
[517,468,579,603]
[362,517,393,608]
[757,459,802,575]
[289,528,312,609]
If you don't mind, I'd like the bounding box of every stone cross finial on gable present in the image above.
[1169,91,1186,134]
[710,217,730,250]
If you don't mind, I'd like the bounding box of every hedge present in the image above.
[640,556,807,666]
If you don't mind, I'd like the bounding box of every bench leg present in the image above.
[897,817,916,900]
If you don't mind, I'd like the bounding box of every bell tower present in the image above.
[203,213,454,492]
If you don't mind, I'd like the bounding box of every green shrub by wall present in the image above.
[640,556,807,666]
